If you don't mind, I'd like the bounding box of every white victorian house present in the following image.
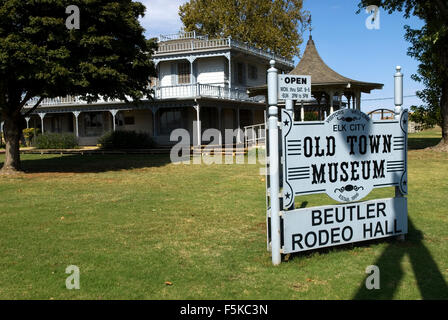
[19,32,294,146]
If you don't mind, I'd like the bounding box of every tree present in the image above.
[358,0,448,150]
[0,0,157,174]
[179,0,309,60]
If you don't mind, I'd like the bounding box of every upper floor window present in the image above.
[177,62,191,84]
[236,62,245,85]
[248,64,258,80]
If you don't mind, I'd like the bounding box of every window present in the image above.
[248,64,258,80]
[237,62,245,84]
[83,112,104,137]
[177,62,191,84]
[159,109,183,135]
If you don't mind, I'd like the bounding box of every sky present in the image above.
[138,0,426,112]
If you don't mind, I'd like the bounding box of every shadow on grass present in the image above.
[408,137,441,150]
[0,154,173,173]
[353,218,448,300]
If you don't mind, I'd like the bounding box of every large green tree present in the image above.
[179,0,309,59]
[0,0,157,173]
[359,0,448,150]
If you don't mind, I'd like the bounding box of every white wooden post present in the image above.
[73,111,80,138]
[25,117,30,129]
[110,110,118,131]
[329,90,334,114]
[218,107,222,145]
[194,104,201,146]
[236,106,241,143]
[38,113,46,133]
[300,101,305,122]
[267,60,281,266]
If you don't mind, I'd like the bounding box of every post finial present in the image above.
[270,60,276,68]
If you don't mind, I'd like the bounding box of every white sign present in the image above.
[282,197,407,253]
[278,75,312,100]
[281,108,408,208]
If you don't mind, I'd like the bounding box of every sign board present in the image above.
[278,75,312,100]
[282,197,408,253]
[281,108,408,208]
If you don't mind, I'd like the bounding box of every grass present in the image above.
[0,128,447,300]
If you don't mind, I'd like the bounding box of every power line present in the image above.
[361,95,418,101]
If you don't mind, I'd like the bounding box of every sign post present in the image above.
[267,60,281,265]
[266,65,408,263]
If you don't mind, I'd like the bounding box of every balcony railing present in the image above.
[24,83,265,108]
[156,36,294,68]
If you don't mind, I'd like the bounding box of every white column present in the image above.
[267,60,281,266]
[109,109,118,131]
[236,106,241,143]
[72,111,81,138]
[218,107,222,145]
[194,104,201,146]
[152,107,158,137]
[300,101,305,122]
[329,90,334,114]
[285,99,294,119]
[38,113,46,133]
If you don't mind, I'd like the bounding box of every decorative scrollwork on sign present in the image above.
[334,184,365,194]
[337,116,361,122]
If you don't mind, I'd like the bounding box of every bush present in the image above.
[35,133,78,149]
[23,128,41,147]
[98,130,153,149]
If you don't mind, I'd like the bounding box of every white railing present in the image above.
[153,82,265,102]
[244,123,266,148]
[24,83,266,108]
[159,31,208,42]
[157,38,230,54]
[156,35,294,68]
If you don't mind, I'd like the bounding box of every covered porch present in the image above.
[22,99,265,147]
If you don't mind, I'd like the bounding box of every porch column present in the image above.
[188,57,196,96]
[194,104,201,146]
[109,109,118,131]
[329,90,334,114]
[356,91,362,111]
[73,111,81,138]
[236,106,241,143]
[25,117,30,129]
[285,99,294,119]
[38,113,46,133]
[151,107,158,137]
[225,52,231,89]
[218,107,222,145]
[300,101,305,122]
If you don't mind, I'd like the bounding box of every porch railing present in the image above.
[156,36,294,68]
[244,123,266,148]
[24,83,265,108]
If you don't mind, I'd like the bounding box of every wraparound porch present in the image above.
[21,99,266,146]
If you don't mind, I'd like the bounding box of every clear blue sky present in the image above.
[140,0,426,112]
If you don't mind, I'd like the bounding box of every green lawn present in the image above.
[0,128,447,300]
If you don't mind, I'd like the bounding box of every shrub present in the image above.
[23,128,41,147]
[35,133,78,149]
[98,130,153,149]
